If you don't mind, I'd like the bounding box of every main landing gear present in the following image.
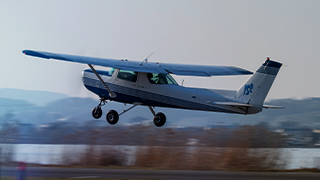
[106,110,119,125]
[148,106,166,127]
[91,100,166,127]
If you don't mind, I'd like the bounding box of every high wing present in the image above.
[23,50,253,76]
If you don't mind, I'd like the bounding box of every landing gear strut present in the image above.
[148,106,166,127]
[92,102,140,125]
[105,103,139,125]
[92,101,167,127]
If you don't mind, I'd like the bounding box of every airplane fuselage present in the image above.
[82,69,247,115]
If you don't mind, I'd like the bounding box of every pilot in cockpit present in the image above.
[147,73,156,84]
[147,73,178,85]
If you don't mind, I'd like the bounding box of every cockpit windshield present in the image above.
[146,73,178,85]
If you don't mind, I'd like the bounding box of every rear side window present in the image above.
[117,70,138,82]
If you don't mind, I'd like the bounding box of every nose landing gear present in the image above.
[92,107,102,119]
[92,98,107,119]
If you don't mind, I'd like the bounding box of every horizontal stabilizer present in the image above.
[263,105,285,109]
[207,101,252,107]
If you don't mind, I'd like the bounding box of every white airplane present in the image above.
[23,50,283,127]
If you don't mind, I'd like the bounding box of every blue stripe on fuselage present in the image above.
[82,76,242,114]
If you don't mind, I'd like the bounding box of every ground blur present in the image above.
[0,124,291,171]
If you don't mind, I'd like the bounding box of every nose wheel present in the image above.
[92,98,106,119]
[92,107,102,119]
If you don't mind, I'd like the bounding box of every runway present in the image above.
[1,167,320,180]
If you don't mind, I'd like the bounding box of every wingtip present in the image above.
[22,50,32,55]
[22,50,50,59]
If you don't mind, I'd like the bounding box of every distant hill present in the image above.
[0,88,69,106]
[0,89,319,128]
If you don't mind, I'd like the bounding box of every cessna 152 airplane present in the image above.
[23,50,283,127]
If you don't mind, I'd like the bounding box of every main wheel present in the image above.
[92,107,102,119]
[153,112,166,127]
[106,110,119,125]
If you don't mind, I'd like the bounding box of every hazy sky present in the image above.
[1,0,319,100]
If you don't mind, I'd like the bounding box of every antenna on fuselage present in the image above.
[140,52,154,66]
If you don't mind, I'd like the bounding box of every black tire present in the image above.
[92,107,102,119]
[106,110,119,125]
[153,112,166,127]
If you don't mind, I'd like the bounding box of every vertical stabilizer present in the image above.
[236,59,282,114]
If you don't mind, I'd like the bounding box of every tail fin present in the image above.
[236,58,282,114]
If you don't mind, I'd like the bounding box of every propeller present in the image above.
[65,47,89,97]
[66,47,110,98]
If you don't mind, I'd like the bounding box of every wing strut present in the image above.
[87,64,117,98]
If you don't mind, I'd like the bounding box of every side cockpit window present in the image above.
[108,68,115,76]
[147,73,178,85]
[117,69,138,82]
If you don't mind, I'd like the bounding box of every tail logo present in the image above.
[244,83,253,95]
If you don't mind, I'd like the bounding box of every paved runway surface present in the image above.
[2,167,320,180]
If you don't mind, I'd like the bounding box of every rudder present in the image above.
[236,58,282,114]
